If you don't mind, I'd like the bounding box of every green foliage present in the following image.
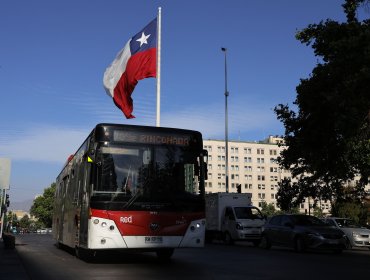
[260,201,277,217]
[274,0,370,204]
[276,178,301,211]
[30,182,56,228]
[19,214,31,229]
[313,206,325,218]
[331,201,362,223]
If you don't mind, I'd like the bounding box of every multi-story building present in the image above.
[203,136,334,214]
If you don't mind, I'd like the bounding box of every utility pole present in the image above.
[221,47,229,193]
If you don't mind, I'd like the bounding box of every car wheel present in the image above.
[294,237,306,253]
[252,240,261,247]
[260,235,271,249]
[333,248,343,254]
[345,238,352,250]
[223,232,234,245]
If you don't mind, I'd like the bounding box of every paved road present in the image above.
[13,234,370,280]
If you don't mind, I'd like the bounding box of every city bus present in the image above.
[52,123,207,260]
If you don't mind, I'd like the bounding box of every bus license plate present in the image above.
[145,236,163,244]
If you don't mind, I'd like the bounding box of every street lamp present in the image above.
[221,47,229,193]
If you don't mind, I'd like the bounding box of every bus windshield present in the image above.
[91,143,203,211]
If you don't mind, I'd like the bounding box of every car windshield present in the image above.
[234,207,264,219]
[335,219,359,228]
[291,215,326,226]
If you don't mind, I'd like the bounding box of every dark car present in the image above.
[261,214,346,253]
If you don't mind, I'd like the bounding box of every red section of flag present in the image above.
[113,48,156,119]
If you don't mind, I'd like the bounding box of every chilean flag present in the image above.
[103,18,157,119]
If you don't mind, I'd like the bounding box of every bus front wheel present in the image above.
[156,248,174,261]
[75,246,93,261]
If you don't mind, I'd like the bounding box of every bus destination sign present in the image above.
[113,130,191,146]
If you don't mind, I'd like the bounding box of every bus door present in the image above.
[59,175,69,243]
[78,160,93,248]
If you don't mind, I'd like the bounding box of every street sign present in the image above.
[0,158,11,190]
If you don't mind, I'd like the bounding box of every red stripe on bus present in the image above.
[90,209,204,236]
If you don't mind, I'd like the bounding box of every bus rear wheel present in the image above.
[156,248,174,261]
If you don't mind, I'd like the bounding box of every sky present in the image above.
[0,0,366,204]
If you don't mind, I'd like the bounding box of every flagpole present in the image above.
[156,7,162,127]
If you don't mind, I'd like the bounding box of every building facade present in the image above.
[203,136,333,214]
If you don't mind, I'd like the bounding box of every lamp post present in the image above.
[221,47,229,193]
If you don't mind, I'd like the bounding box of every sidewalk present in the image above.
[0,237,29,280]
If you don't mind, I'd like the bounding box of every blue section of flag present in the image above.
[130,18,157,55]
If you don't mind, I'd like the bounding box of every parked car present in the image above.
[37,228,48,234]
[322,217,370,250]
[261,214,346,253]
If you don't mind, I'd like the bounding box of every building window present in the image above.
[257,158,265,164]
[270,149,277,156]
[257,175,265,181]
[230,156,239,162]
[217,146,225,153]
[231,165,239,171]
[244,148,252,154]
[257,148,264,155]
[244,157,252,163]
[244,184,252,189]
[244,166,252,172]
[218,155,225,162]
[245,175,252,181]
[270,176,278,182]
[257,166,265,172]
[204,145,212,152]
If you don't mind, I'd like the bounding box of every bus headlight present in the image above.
[190,223,201,232]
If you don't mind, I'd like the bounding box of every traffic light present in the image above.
[236,184,241,193]
[5,194,10,207]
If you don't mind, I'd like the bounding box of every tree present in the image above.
[30,183,56,228]
[19,214,31,230]
[274,0,370,206]
[331,201,363,223]
[260,201,278,217]
[313,207,325,218]
[276,178,301,211]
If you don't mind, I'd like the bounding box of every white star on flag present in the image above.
[136,32,151,47]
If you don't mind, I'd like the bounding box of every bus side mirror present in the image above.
[203,162,208,180]
[202,149,208,180]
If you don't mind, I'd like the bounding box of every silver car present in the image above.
[323,217,370,250]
